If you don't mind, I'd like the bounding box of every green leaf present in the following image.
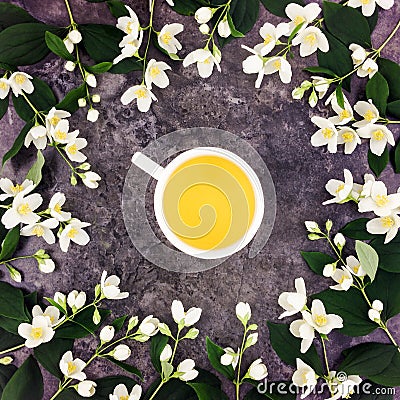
[370,234,400,273]
[111,315,128,332]
[355,240,379,281]
[340,343,400,387]
[0,316,21,335]
[267,322,323,375]
[366,72,389,116]
[228,0,259,36]
[45,31,74,61]
[206,337,235,381]
[323,1,371,46]
[187,383,228,400]
[150,333,169,373]
[0,326,24,352]
[351,381,394,400]
[335,84,345,109]
[24,292,38,316]
[0,23,64,66]
[33,338,74,379]
[377,58,400,101]
[85,61,113,74]
[244,384,296,400]
[387,100,400,119]
[340,218,377,240]
[226,12,244,38]
[0,95,9,120]
[44,297,67,315]
[367,8,379,33]
[2,120,35,165]
[303,66,337,77]
[0,4,37,32]
[0,282,28,321]
[0,364,17,397]
[170,0,206,16]
[12,76,57,121]
[368,148,389,178]
[25,150,45,185]
[0,227,20,262]
[104,357,143,380]
[312,288,376,336]
[260,0,304,18]
[106,0,129,18]
[395,141,400,174]
[2,356,43,400]
[301,251,336,275]
[109,58,142,74]
[318,31,353,92]
[56,84,87,114]
[143,378,197,400]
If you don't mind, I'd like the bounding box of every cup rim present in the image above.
[153,147,265,259]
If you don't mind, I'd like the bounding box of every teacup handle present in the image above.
[131,152,165,181]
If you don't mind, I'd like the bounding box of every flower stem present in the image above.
[53,144,77,175]
[235,325,248,400]
[148,381,164,400]
[64,0,75,26]
[0,255,35,265]
[20,92,46,124]
[205,1,231,48]
[0,343,25,355]
[141,0,156,81]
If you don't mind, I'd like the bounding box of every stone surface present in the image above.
[1,0,400,399]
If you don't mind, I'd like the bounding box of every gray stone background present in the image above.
[1,0,399,398]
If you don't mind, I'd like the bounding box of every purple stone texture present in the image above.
[0,0,399,399]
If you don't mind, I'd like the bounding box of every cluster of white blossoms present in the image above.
[242,3,328,87]
[219,303,268,382]
[0,71,34,99]
[0,181,91,253]
[116,5,183,112]
[348,0,394,17]
[323,169,400,243]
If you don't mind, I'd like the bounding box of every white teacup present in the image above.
[131,147,264,259]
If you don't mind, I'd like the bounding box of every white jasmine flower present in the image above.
[0,78,10,99]
[59,219,91,252]
[59,351,86,381]
[24,125,49,150]
[220,347,239,369]
[353,100,380,128]
[114,31,144,64]
[137,315,159,336]
[358,58,378,79]
[160,344,173,362]
[18,316,55,348]
[100,325,115,343]
[117,5,140,37]
[49,193,71,222]
[145,59,171,90]
[348,0,394,17]
[199,23,210,35]
[177,359,199,381]
[302,299,343,335]
[330,267,353,291]
[292,26,329,57]
[82,171,101,188]
[0,178,34,201]
[20,218,59,244]
[337,127,361,155]
[349,43,367,67]
[100,270,129,300]
[264,56,292,83]
[329,371,363,400]
[278,277,307,319]
[292,359,318,399]
[77,380,97,398]
[258,23,289,56]
[113,344,131,361]
[67,290,87,310]
[38,258,56,273]
[236,302,252,325]
[158,23,183,54]
[109,384,142,400]
[195,7,213,24]
[171,300,202,327]
[310,116,338,153]
[311,76,330,99]
[367,213,400,243]
[87,108,99,122]
[218,19,231,38]
[242,45,265,88]
[328,95,353,126]
[9,72,34,97]
[183,48,221,79]
[346,256,366,277]
[357,124,395,156]
[1,192,42,229]
[285,3,321,33]
[45,107,71,132]
[290,318,315,353]
[51,119,75,144]
[32,304,62,327]
[65,137,87,163]
[323,169,354,205]
[121,84,157,113]
[247,359,268,381]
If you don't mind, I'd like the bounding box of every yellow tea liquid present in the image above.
[162,155,256,251]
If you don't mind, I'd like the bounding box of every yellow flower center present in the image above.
[54,203,62,213]
[32,226,45,237]
[150,66,161,78]
[364,109,376,122]
[30,327,43,339]
[273,60,281,70]
[294,15,306,26]
[376,194,389,207]
[336,183,345,193]
[338,275,347,284]
[126,21,134,34]
[68,144,78,155]
[361,0,370,4]
[44,313,55,323]
[264,34,273,44]
[67,361,77,374]
[367,67,374,73]
[161,32,172,44]
[135,88,147,99]
[55,130,67,140]
[11,184,23,194]
[0,81,7,90]
[203,58,211,64]
[18,203,31,215]
[305,33,317,45]
[322,127,334,139]
[340,110,351,121]
[342,131,354,143]
[15,74,26,85]
[372,129,385,141]
[120,397,129,400]
[381,216,394,228]
[50,116,60,126]
[353,265,360,274]
[315,314,327,327]
[67,228,78,238]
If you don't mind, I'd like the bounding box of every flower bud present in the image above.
[184,327,199,340]
[245,332,258,348]
[99,325,115,342]
[305,221,320,233]
[76,380,97,397]
[113,344,131,361]
[292,87,305,100]
[247,359,268,381]
[218,19,231,38]
[92,94,101,103]
[127,316,139,332]
[195,7,213,24]
[64,61,76,72]
[54,292,66,308]
[323,264,336,278]
[236,302,251,326]
[78,98,87,107]
[372,299,383,312]
[64,38,74,53]
[38,258,55,273]
[86,74,97,88]
[199,23,210,35]
[368,309,381,323]
[67,290,87,310]
[160,344,173,362]
[68,29,82,44]
[0,356,13,365]
[334,233,346,249]
[87,108,99,122]
[308,90,318,108]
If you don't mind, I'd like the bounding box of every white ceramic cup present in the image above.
[131,147,265,259]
